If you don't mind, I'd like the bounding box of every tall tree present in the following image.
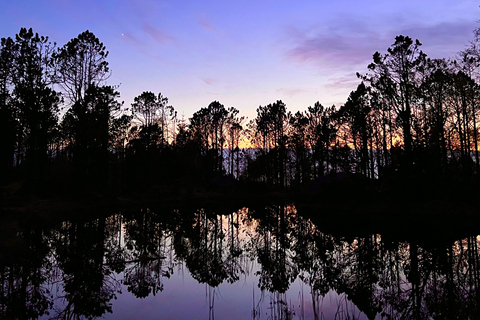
[251,100,289,188]
[207,101,229,174]
[225,107,244,177]
[0,36,16,184]
[131,91,173,147]
[420,58,452,176]
[305,102,337,178]
[55,30,109,105]
[339,83,373,177]
[188,101,229,175]
[55,30,116,190]
[456,46,480,175]
[12,28,59,190]
[288,111,310,186]
[131,91,158,127]
[450,71,478,176]
[361,35,426,172]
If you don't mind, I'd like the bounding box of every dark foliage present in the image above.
[1,28,480,201]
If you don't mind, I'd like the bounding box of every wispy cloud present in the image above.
[285,17,475,71]
[198,14,218,32]
[276,87,306,97]
[122,32,144,46]
[323,75,362,90]
[201,77,216,86]
[285,22,384,70]
[121,31,180,66]
[398,21,476,58]
[142,23,175,44]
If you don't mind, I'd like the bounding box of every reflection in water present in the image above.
[0,206,479,319]
[122,209,173,298]
[52,218,122,319]
[0,227,53,319]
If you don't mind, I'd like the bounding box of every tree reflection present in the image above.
[0,227,53,319]
[293,214,336,306]
[335,235,383,320]
[52,217,121,319]
[173,209,245,287]
[421,235,480,320]
[122,209,173,298]
[250,205,298,294]
[1,206,480,319]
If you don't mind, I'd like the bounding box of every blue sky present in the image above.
[1,0,479,119]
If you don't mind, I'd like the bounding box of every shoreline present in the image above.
[1,183,480,247]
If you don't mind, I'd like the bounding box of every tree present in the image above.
[207,101,229,174]
[188,101,229,176]
[419,58,453,176]
[339,83,373,177]
[250,100,290,187]
[361,35,426,172]
[288,111,310,186]
[0,36,16,184]
[11,28,60,190]
[55,30,109,105]
[85,85,123,187]
[225,107,244,177]
[450,71,478,177]
[55,31,119,190]
[131,91,173,147]
[131,91,159,127]
[305,102,337,178]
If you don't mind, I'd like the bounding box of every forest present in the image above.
[1,27,480,200]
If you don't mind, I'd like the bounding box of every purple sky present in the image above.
[1,0,478,119]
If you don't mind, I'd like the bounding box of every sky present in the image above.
[1,0,479,120]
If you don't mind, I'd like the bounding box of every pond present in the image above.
[1,205,479,319]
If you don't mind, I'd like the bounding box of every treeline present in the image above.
[246,35,480,190]
[1,28,480,196]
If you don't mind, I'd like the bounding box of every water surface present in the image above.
[1,205,479,319]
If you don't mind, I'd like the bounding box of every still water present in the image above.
[1,205,479,319]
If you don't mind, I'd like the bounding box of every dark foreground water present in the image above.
[1,205,479,319]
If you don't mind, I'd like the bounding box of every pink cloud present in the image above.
[323,75,362,90]
[276,87,306,97]
[285,18,475,71]
[142,23,175,44]
[286,28,382,69]
[201,77,216,86]
[198,14,217,32]
[122,32,144,46]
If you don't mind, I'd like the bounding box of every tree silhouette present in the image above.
[55,31,124,191]
[122,210,173,298]
[55,30,109,104]
[338,83,373,178]
[225,107,244,177]
[0,227,54,319]
[306,102,337,178]
[1,26,480,196]
[187,101,230,178]
[249,101,290,188]
[11,28,60,192]
[53,219,121,319]
[361,35,426,173]
[0,36,16,185]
